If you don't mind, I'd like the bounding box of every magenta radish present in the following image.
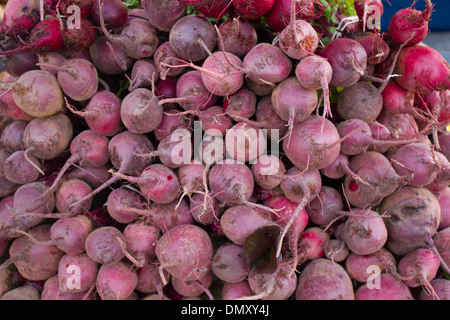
[159,71,217,111]
[153,42,186,80]
[88,36,134,75]
[354,32,390,64]
[136,263,168,296]
[85,226,125,265]
[244,262,297,301]
[54,178,93,214]
[0,0,40,35]
[218,18,257,59]
[220,205,273,246]
[354,0,384,32]
[266,0,323,32]
[58,253,99,294]
[320,38,368,88]
[242,43,293,86]
[141,0,186,32]
[282,115,341,171]
[221,281,253,300]
[343,151,409,209]
[37,52,67,75]
[389,0,433,47]
[420,279,450,300]
[212,243,250,284]
[376,110,419,141]
[169,15,217,62]
[381,81,416,115]
[112,163,180,205]
[397,248,441,299]
[190,192,221,226]
[154,109,192,141]
[324,239,349,263]
[394,45,450,94]
[172,272,214,299]
[296,258,354,300]
[345,249,399,283]
[122,219,160,267]
[96,261,138,300]
[223,87,257,121]
[106,188,142,224]
[436,188,450,230]
[1,120,27,152]
[128,59,159,91]
[0,17,64,56]
[306,186,343,226]
[0,70,63,118]
[320,153,371,188]
[233,0,274,19]
[173,106,232,136]
[67,91,123,137]
[6,224,64,281]
[356,274,414,300]
[120,88,163,135]
[337,81,383,122]
[251,155,286,190]
[155,224,213,283]
[2,151,42,185]
[90,0,128,29]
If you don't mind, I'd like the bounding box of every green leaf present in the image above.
[116,78,130,97]
[244,225,281,274]
[124,0,140,9]
[445,273,450,281]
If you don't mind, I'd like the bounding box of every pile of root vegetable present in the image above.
[0,0,449,301]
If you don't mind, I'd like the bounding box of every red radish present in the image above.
[356,274,414,300]
[376,110,419,142]
[0,0,40,35]
[58,0,93,19]
[225,122,267,163]
[59,18,96,49]
[3,151,41,185]
[233,0,274,19]
[354,0,384,32]
[283,115,341,171]
[159,71,217,111]
[88,36,135,75]
[106,188,142,224]
[433,228,450,269]
[90,0,128,29]
[67,91,123,137]
[296,258,354,300]
[58,253,99,294]
[155,224,213,284]
[266,0,323,32]
[306,186,343,226]
[436,188,450,230]
[122,219,160,267]
[37,52,67,75]
[343,151,410,209]
[337,81,383,122]
[141,0,186,32]
[389,0,433,47]
[381,81,416,115]
[121,88,164,135]
[190,192,221,226]
[244,263,297,301]
[395,45,450,94]
[218,19,257,59]
[420,279,450,300]
[169,15,217,62]
[251,155,286,190]
[128,59,159,91]
[324,239,349,263]
[320,38,368,88]
[354,32,390,65]
[55,178,93,215]
[136,263,168,296]
[397,248,441,299]
[220,205,273,246]
[96,261,138,300]
[0,70,63,118]
[321,153,373,188]
[223,87,257,121]
[85,226,125,265]
[155,78,179,111]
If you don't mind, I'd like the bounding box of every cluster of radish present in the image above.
[0,0,449,300]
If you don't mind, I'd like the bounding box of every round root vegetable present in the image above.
[85,226,125,265]
[376,110,419,142]
[155,224,213,284]
[342,209,388,256]
[190,192,221,226]
[0,70,63,118]
[174,106,232,136]
[324,239,349,263]
[320,38,368,88]
[306,186,343,226]
[225,122,267,163]
[394,45,450,94]
[96,261,138,300]
[266,0,323,32]
[218,18,257,59]
[336,81,383,122]
[0,0,40,35]
[155,108,191,141]
[388,0,433,47]
[433,228,450,269]
[420,279,450,300]
[3,151,42,184]
[220,205,273,246]
[0,120,28,152]
[436,188,450,230]
[90,0,128,29]
[106,188,142,224]
[67,91,123,137]
[158,71,217,111]
[242,43,293,86]
[58,253,99,294]
[223,87,256,121]
[111,163,179,204]
[233,0,274,19]
[355,274,413,300]
[295,56,333,119]
[381,81,416,115]
[154,42,186,80]
[295,258,354,300]
[251,155,286,191]
[0,285,40,300]
[282,115,341,171]
[59,18,96,50]
[121,87,163,135]
[169,15,217,62]
[141,0,186,32]
[320,153,371,189]
[354,32,390,65]
[242,263,297,301]
[354,0,384,32]
[122,220,159,267]
[177,162,205,204]
[172,272,214,300]
[136,263,168,296]
[55,178,93,215]
[397,248,441,300]
[296,227,330,265]
[5,224,64,281]
[88,36,134,75]
[212,243,250,284]
[128,59,159,91]
[221,281,253,300]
